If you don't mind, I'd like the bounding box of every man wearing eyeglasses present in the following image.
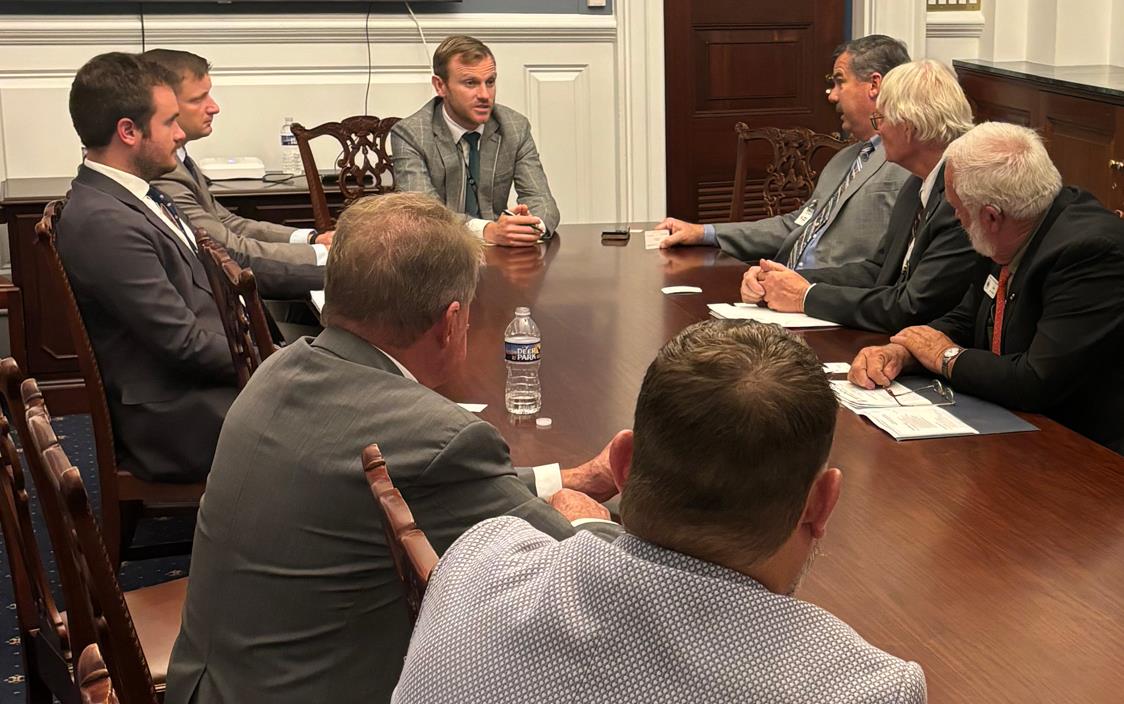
[656,35,911,269]
[849,122,1124,454]
[740,59,984,334]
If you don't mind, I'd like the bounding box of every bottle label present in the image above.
[505,341,541,362]
[281,134,298,146]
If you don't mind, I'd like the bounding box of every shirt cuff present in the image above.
[466,218,490,239]
[291,228,316,245]
[702,224,718,246]
[802,283,816,310]
[571,517,618,528]
[311,244,329,267]
[531,462,562,499]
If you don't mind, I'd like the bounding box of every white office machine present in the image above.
[196,156,267,181]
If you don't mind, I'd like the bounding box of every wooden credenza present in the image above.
[955,59,1124,213]
[0,176,338,414]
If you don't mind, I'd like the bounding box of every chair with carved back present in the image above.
[0,361,79,704]
[730,123,853,222]
[33,199,204,571]
[194,232,276,389]
[77,644,120,704]
[23,378,188,704]
[291,115,400,232]
[361,443,439,624]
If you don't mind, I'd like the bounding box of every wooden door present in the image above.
[664,0,846,223]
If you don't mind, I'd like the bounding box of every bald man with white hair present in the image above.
[850,122,1124,454]
[743,59,984,333]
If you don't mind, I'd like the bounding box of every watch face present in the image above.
[944,347,961,359]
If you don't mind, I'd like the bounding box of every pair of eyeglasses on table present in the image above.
[882,379,956,407]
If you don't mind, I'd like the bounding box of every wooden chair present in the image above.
[291,115,400,231]
[0,368,79,704]
[195,232,276,388]
[33,200,203,570]
[77,644,119,704]
[730,123,852,222]
[24,379,188,704]
[362,443,438,624]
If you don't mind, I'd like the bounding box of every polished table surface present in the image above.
[439,224,1124,703]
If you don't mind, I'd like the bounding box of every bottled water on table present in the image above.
[280,117,303,175]
[504,307,542,415]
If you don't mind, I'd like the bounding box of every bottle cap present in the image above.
[536,417,552,429]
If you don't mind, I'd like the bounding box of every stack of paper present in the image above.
[708,303,840,329]
[829,380,978,440]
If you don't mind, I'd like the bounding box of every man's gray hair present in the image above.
[322,192,481,346]
[834,34,910,81]
[877,59,974,144]
[945,122,1062,222]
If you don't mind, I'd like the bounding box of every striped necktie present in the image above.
[146,186,197,252]
[786,141,876,269]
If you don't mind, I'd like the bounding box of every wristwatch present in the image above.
[940,346,963,378]
[307,230,319,245]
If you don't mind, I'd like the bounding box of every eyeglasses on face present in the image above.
[869,112,886,131]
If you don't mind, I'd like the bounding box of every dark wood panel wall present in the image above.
[664,0,845,222]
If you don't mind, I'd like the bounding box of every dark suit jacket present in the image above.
[58,165,239,482]
[931,187,1124,454]
[801,164,985,333]
[166,327,619,704]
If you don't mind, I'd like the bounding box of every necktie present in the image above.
[147,185,197,252]
[991,266,1011,354]
[898,201,926,280]
[462,132,482,218]
[786,141,876,269]
[182,152,205,184]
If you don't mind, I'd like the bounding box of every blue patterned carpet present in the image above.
[0,413,193,703]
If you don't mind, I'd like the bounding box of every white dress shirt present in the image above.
[84,159,197,252]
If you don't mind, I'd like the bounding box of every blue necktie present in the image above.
[462,132,481,218]
[786,141,876,269]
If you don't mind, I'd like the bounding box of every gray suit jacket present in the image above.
[390,98,561,232]
[802,164,986,333]
[166,327,618,704]
[393,517,927,704]
[153,156,320,266]
[715,140,910,267]
[58,165,239,482]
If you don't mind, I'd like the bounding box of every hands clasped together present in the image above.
[739,259,812,312]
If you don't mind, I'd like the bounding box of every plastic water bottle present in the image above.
[280,117,303,176]
[504,307,542,415]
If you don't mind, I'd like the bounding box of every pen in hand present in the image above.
[502,208,547,234]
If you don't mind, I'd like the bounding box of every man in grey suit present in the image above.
[58,53,321,483]
[657,35,911,268]
[166,192,620,704]
[144,49,331,268]
[391,35,559,247]
[742,60,984,334]
[392,321,927,704]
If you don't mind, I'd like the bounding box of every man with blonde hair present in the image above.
[742,59,983,333]
[392,35,559,246]
[166,192,619,704]
[849,122,1124,454]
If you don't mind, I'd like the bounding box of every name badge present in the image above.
[983,274,999,299]
[793,200,817,227]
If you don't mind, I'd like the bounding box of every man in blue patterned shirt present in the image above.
[392,320,927,704]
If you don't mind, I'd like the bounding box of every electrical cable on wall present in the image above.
[139,2,147,52]
[363,1,373,115]
[404,1,430,59]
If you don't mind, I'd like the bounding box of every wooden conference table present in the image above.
[439,224,1124,704]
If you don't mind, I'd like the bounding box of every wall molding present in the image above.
[926,10,986,39]
[0,12,617,46]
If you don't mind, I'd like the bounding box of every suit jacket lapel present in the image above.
[181,155,219,210]
[77,166,212,294]
[828,143,883,222]
[879,175,923,283]
[430,100,466,212]
[478,119,502,219]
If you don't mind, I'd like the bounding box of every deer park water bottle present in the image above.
[280,117,303,176]
[504,307,542,415]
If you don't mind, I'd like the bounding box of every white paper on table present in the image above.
[310,290,325,313]
[823,362,851,374]
[662,285,703,295]
[856,405,979,440]
[457,403,488,413]
[644,230,670,250]
[829,380,932,411]
[707,303,840,328]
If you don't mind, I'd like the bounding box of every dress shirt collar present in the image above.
[919,153,947,209]
[83,158,151,202]
[176,146,188,162]
[372,345,418,383]
[442,102,485,144]
[868,134,883,151]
